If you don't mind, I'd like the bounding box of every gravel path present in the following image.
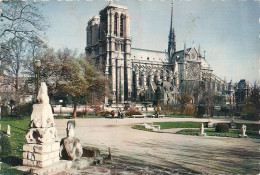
[55,118,260,174]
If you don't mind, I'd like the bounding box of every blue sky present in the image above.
[41,0,260,84]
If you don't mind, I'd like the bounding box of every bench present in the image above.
[150,115,165,118]
[132,115,145,118]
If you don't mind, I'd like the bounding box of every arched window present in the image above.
[114,13,118,36]
[120,14,124,37]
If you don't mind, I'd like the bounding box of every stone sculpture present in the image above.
[230,116,236,129]
[208,118,213,128]
[198,123,206,136]
[60,120,83,161]
[23,82,60,167]
[7,125,11,135]
[241,124,247,137]
[30,82,54,128]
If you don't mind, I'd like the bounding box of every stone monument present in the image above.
[23,82,60,167]
[208,118,213,128]
[7,125,11,135]
[239,124,247,138]
[230,116,236,129]
[198,123,206,136]
[60,120,83,160]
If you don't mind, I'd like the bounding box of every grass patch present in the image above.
[153,122,205,130]
[1,115,30,121]
[165,115,194,118]
[132,125,153,132]
[0,119,30,174]
[54,115,103,119]
[177,129,260,139]
[235,123,260,131]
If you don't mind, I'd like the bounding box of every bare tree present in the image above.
[177,94,192,115]
[0,0,48,104]
[0,0,48,43]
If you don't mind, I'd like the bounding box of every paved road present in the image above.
[55,118,260,174]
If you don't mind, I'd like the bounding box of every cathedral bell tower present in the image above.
[168,3,176,60]
[86,1,132,104]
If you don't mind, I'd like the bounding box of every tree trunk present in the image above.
[73,102,78,118]
[85,101,88,115]
[181,104,184,115]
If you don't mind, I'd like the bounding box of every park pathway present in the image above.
[55,118,260,174]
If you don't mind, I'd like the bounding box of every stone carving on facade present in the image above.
[60,120,83,161]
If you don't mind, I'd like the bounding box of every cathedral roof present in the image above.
[200,57,211,69]
[131,48,168,63]
[172,48,212,70]
[171,48,191,61]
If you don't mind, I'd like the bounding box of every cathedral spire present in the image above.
[198,44,201,57]
[168,2,176,59]
[184,41,188,55]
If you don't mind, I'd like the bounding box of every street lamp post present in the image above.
[59,99,63,114]
[35,60,41,102]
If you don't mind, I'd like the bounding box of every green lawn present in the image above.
[132,121,260,139]
[54,115,103,119]
[177,129,260,139]
[131,125,153,132]
[153,122,206,130]
[0,119,30,174]
[164,115,194,118]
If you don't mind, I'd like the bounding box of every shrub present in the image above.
[160,105,173,115]
[93,105,102,115]
[215,123,229,133]
[13,103,33,117]
[183,104,196,116]
[76,111,85,117]
[244,112,259,121]
[98,110,111,116]
[172,106,181,115]
[1,105,9,116]
[197,105,206,117]
[125,108,142,116]
[0,133,11,158]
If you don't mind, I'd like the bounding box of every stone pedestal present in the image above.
[23,142,60,167]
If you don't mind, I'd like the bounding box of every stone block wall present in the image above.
[23,142,60,167]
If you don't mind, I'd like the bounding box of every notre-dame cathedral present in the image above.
[85,1,227,105]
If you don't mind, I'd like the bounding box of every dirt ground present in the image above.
[55,118,260,174]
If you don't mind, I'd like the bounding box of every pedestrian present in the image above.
[111,110,115,118]
[121,110,125,119]
[118,110,121,118]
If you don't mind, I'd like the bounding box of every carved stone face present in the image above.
[67,121,75,138]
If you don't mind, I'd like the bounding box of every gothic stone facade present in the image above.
[85,2,227,104]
